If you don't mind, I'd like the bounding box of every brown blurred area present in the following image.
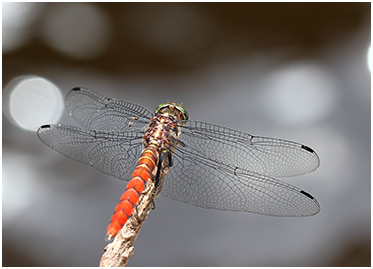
[3,2,370,267]
[3,3,369,78]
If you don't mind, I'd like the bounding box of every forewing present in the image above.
[178,120,320,178]
[37,124,144,181]
[65,87,153,132]
[163,145,320,216]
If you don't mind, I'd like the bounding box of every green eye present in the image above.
[154,103,168,114]
[174,103,188,120]
[154,103,188,120]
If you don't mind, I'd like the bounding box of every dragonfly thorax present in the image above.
[143,114,179,149]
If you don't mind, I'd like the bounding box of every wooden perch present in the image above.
[99,163,168,267]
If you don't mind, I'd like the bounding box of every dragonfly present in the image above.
[37,87,320,240]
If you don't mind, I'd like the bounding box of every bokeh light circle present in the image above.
[41,3,111,60]
[261,63,337,125]
[2,2,43,53]
[367,45,371,72]
[3,76,64,131]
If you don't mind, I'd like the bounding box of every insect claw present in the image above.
[105,234,114,242]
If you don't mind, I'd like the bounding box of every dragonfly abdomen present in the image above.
[106,145,159,240]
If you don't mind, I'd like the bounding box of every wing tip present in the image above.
[39,124,51,129]
[300,189,315,200]
[301,144,321,172]
[301,144,315,153]
[66,87,87,110]
[38,125,52,135]
[300,189,320,216]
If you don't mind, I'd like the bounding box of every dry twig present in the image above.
[99,162,168,267]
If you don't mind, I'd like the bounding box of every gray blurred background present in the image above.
[2,2,370,266]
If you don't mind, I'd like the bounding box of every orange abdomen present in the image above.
[106,145,159,240]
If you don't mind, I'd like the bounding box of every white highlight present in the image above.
[2,2,42,53]
[262,63,336,125]
[367,45,372,72]
[41,3,111,59]
[3,76,64,131]
[3,151,37,224]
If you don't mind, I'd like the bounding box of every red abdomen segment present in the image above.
[106,145,159,240]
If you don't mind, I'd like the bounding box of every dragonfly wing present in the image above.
[37,124,144,181]
[178,120,320,178]
[65,87,153,132]
[163,146,320,216]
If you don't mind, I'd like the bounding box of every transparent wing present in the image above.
[177,121,320,178]
[163,143,320,216]
[65,87,153,132]
[37,124,144,181]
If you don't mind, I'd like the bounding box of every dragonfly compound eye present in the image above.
[155,103,188,121]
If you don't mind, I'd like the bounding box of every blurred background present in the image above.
[2,2,370,266]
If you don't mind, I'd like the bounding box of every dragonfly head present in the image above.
[155,102,188,121]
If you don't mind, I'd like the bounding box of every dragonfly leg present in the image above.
[155,149,172,185]
[167,149,173,167]
[151,148,173,211]
[152,150,165,210]
[170,137,186,147]
[154,148,172,190]
[155,152,163,188]
[172,126,178,136]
